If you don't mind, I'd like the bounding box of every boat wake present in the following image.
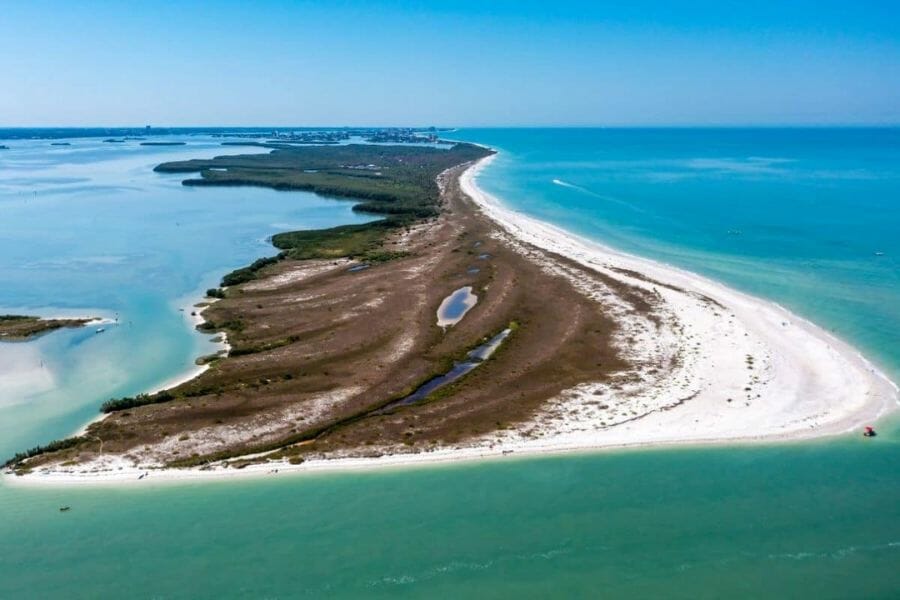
[551,178,582,190]
[551,178,644,212]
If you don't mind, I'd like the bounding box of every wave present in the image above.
[367,544,573,588]
[767,540,900,562]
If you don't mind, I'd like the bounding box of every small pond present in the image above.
[437,286,477,328]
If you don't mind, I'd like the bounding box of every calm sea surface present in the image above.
[0,129,897,598]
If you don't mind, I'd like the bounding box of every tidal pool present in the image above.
[376,328,512,412]
[436,286,477,328]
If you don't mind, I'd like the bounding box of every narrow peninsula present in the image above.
[7,142,895,482]
[0,315,96,341]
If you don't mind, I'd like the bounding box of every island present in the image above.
[140,141,187,146]
[365,128,440,143]
[213,127,448,146]
[0,315,96,341]
[217,130,349,144]
[6,141,894,480]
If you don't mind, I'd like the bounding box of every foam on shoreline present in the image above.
[9,154,898,487]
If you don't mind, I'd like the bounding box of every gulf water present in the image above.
[458,128,900,383]
[0,130,898,598]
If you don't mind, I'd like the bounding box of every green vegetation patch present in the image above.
[156,142,491,223]
[4,436,88,468]
[100,391,176,413]
[221,254,284,286]
[272,221,395,260]
[154,143,491,285]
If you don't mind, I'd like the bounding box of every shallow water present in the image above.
[1,129,898,598]
[2,441,898,598]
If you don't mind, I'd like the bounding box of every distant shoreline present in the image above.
[0,315,100,342]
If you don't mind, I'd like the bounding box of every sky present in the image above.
[2,0,899,127]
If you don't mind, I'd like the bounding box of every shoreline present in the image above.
[8,153,898,487]
[1,431,853,489]
[69,291,231,438]
[155,290,232,394]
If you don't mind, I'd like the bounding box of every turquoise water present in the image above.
[2,441,898,598]
[1,130,898,598]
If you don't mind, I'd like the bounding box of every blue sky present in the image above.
[2,0,898,126]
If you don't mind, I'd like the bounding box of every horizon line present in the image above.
[1,123,899,130]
